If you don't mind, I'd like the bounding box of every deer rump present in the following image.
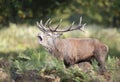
[50,38,108,68]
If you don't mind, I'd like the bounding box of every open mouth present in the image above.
[38,36,42,41]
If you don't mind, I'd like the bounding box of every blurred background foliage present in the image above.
[0,0,120,27]
[0,0,120,81]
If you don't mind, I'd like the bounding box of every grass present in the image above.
[0,23,120,82]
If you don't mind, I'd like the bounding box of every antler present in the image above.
[36,17,86,33]
[36,20,46,32]
[36,18,55,32]
[52,17,86,32]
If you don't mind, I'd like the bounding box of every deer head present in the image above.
[36,17,86,49]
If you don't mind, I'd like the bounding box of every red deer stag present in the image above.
[36,17,108,74]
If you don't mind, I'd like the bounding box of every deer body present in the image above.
[36,17,108,74]
[46,38,108,68]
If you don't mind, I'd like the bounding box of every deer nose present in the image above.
[37,35,42,41]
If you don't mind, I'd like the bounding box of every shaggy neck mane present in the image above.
[49,38,64,60]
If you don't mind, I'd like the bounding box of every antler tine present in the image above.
[36,21,41,30]
[70,16,86,32]
[54,19,62,31]
[79,16,82,26]
[80,23,86,32]
[36,21,46,32]
[44,18,51,27]
[40,20,49,31]
[48,19,52,26]
[77,16,86,32]
[50,21,75,32]
[36,18,55,32]
[46,19,54,32]
[60,21,74,32]
[40,20,44,28]
[67,21,75,30]
[51,16,86,32]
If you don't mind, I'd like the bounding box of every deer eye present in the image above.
[38,36,42,41]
